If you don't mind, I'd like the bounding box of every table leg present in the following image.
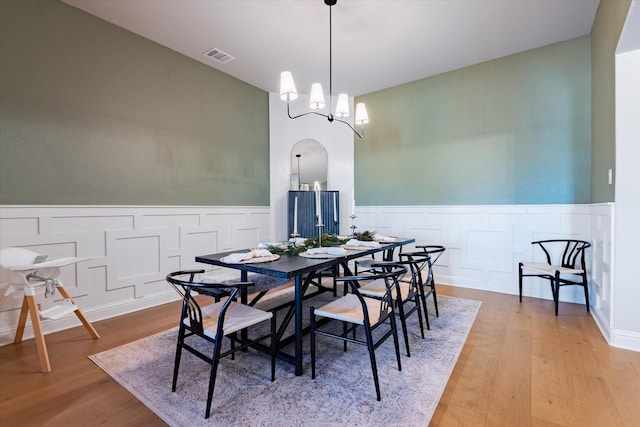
[240,270,249,344]
[294,274,303,376]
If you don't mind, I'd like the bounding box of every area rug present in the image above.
[89,295,481,426]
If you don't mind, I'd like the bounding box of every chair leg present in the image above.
[21,295,52,373]
[554,273,560,316]
[172,326,185,392]
[432,284,439,317]
[428,266,440,317]
[548,278,556,310]
[205,336,224,419]
[364,327,382,401]
[230,332,236,360]
[395,298,411,357]
[13,295,29,344]
[56,286,100,339]
[583,274,590,312]
[270,313,276,382]
[420,287,431,331]
[388,311,402,373]
[518,263,523,303]
[344,321,350,352]
[310,307,317,379]
[415,294,425,339]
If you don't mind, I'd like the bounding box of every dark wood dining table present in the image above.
[195,237,414,376]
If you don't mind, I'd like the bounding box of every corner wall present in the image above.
[612,0,640,350]
[269,93,356,240]
[355,202,636,351]
[591,0,632,203]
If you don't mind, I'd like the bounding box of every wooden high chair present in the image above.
[0,247,100,372]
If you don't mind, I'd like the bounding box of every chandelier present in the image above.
[279,0,369,138]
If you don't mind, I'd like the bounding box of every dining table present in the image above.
[195,237,414,376]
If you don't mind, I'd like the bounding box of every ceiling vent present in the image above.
[203,47,235,64]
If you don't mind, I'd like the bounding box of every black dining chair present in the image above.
[309,263,407,401]
[166,270,276,419]
[397,250,441,330]
[415,245,446,318]
[358,257,427,357]
[519,239,591,315]
[354,244,402,276]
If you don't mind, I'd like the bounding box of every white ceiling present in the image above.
[63,0,600,96]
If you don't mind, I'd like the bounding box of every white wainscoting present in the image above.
[0,205,272,346]
[2,203,630,351]
[356,203,615,329]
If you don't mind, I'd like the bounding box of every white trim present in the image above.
[2,203,636,352]
[0,290,179,346]
[0,205,271,347]
[610,329,640,352]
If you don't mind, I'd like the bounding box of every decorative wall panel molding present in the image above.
[357,204,614,308]
[0,205,271,345]
[0,204,617,348]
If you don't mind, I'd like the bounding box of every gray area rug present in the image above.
[89,294,480,426]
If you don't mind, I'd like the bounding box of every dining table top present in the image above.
[195,237,415,279]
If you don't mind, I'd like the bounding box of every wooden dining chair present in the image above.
[519,239,591,315]
[415,245,446,316]
[398,250,441,330]
[358,257,427,357]
[309,264,407,401]
[166,270,277,419]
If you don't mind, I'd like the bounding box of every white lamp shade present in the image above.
[309,83,325,110]
[355,102,369,125]
[335,93,349,118]
[280,71,298,101]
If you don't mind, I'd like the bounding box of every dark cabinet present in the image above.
[288,191,339,238]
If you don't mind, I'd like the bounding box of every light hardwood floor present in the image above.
[1,285,639,426]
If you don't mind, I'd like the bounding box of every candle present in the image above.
[293,196,298,235]
[315,189,322,225]
[351,198,356,216]
[333,193,337,223]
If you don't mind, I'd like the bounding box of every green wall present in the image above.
[591,0,632,203]
[355,37,591,206]
[0,0,270,206]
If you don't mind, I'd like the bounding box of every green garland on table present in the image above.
[353,230,376,241]
[263,233,351,255]
[306,233,349,248]
[263,231,376,256]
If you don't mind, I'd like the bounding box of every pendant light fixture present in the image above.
[279,0,369,138]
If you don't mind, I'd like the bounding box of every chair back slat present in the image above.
[165,269,275,418]
[532,239,591,269]
[398,251,431,281]
[336,264,407,326]
[369,263,409,314]
[185,289,204,335]
[166,270,252,336]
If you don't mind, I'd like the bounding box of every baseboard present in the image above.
[591,305,612,344]
[569,300,640,352]
[0,290,180,347]
[609,329,640,352]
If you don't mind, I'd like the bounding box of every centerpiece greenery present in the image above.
[264,231,376,255]
[353,230,375,241]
